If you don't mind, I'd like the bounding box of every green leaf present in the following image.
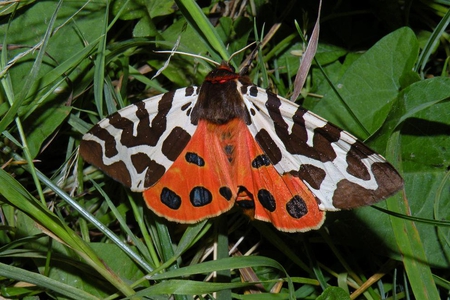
[308,27,420,139]
[386,133,441,299]
[0,168,137,296]
[174,0,229,61]
[0,0,106,130]
[0,262,98,300]
[135,280,255,296]
[150,256,288,279]
[25,106,71,158]
[0,1,62,134]
[316,286,350,300]
[112,0,147,20]
[146,0,176,18]
[133,15,158,37]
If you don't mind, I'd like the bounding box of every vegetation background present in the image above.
[0,0,449,299]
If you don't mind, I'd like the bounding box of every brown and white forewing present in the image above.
[242,85,403,210]
[80,87,200,192]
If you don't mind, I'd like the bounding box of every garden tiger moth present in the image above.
[80,60,403,232]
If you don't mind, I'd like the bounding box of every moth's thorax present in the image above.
[191,62,252,125]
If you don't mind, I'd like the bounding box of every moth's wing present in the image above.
[231,119,325,232]
[143,120,237,223]
[80,87,199,192]
[243,86,403,210]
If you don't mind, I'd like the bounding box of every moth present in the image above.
[80,61,403,232]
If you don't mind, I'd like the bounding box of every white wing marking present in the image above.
[243,86,394,211]
[81,87,199,192]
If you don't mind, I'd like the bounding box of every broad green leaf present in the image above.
[112,0,146,20]
[372,76,450,170]
[112,0,175,20]
[329,172,450,268]
[329,77,450,294]
[386,134,440,299]
[25,106,71,158]
[146,0,176,18]
[0,0,37,17]
[317,286,350,300]
[133,15,158,37]
[309,27,420,139]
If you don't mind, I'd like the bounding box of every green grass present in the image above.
[1,0,449,299]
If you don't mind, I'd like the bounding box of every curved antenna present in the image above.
[154,50,221,66]
[154,41,258,77]
[228,41,257,62]
[230,42,259,75]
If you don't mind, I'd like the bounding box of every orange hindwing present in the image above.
[143,118,325,232]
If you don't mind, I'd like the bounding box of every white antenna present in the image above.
[228,41,257,62]
[154,50,221,66]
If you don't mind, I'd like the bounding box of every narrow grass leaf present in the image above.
[385,132,440,299]
[91,180,155,269]
[135,280,255,297]
[0,262,98,300]
[415,8,450,75]
[2,162,139,296]
[0,1,62,133]
[150,256,288,280]
[93,2,109,117]
[174,0,228,61]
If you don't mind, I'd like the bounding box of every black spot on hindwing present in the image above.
[286,196,308,219]
[236,186,255,209]
[257,189,276,212]
[237,200,254,209]
[161,187,181,210]
[219,186,233,201]
[190,187,213,207]
[185,152,205,166]
[252,154,271,168]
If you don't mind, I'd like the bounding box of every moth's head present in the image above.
[218,61,236,72]
[204,61,239,84]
